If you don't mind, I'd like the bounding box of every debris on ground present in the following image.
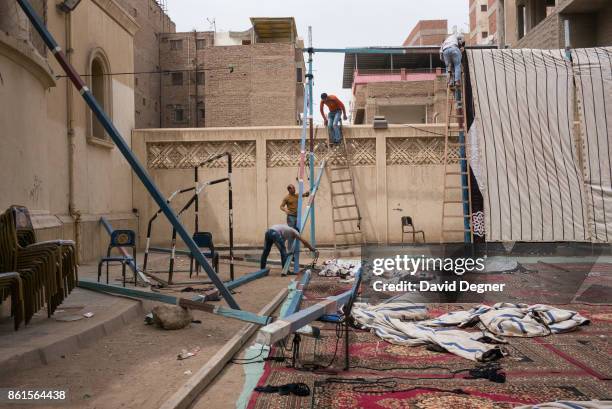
[177,346,201,360]
[318,259,361,279]
[151,305,193,330]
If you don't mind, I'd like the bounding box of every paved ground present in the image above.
[0,257,291,409]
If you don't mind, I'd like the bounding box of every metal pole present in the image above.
[294,71,311,274]
[227,153,235,281]
[16,0,240,309]
[307,27,316,250]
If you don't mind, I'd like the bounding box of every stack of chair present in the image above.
[0,272,24,330]
[0,206,77,327]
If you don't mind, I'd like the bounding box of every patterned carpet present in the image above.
[246,273,612,409]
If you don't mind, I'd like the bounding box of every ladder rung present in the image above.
[444,214,471,218]
[443,200,467,204]
[331,179,352,183]
[443,229,471,233]
[446,171,469,175]
[333,204,357,209]
[332,192,354,196]
[446,186,469,190]
[333,217,361,222]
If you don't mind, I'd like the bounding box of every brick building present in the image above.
[403,20,448,46]
[497,0,611,49]
[116,0,175,129]
[159,17,305,128]
[347,21,450,125]
[469,0,498,45]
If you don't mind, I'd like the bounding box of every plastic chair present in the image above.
[190,232,219,277]
[98,229,136,287]
[401,216,425,243]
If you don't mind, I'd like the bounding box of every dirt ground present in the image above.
[1,260,291,409]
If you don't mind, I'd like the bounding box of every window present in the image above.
[196,71,205,85]
[296,67,303,83]
[135,77,139,86]
[196,39,207,49]
[174,107,185,122]
[482,31,488,38]
[199,109,205,120]
[89,50,112,140]
[480,4,487,12]
[142,97,146,106]
[171,72,183,86]
[517,5,526,39]
[170,39,183,50]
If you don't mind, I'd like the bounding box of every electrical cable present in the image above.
[318,377,469,395]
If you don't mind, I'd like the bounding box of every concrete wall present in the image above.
[132,125,463,249]
[0,0,138,262]
[361,76,448,125]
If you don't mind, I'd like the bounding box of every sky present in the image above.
[165,0,468,119]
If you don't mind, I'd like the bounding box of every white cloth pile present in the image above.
[514,401,612,409]
[351,302,589,362]
[425,303,590,338]
[318,259,360,279]
[352,303,504,362]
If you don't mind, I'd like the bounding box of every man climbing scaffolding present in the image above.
[320,93,348,145]
[260,224,318,274]
[440,33,465,88]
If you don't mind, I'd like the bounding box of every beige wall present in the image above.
[132,125,464,249]
[0,0,138,262]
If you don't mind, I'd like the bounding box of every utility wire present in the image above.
[55,66,234,79]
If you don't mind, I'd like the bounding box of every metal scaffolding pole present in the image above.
[307,26,316,251]
[293,66,311,274]
[16,0,240,309]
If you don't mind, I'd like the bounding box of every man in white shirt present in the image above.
[440,33,465,87]
[260,224,318,273]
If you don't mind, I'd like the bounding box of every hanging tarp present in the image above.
[467,49,590,242]
[572,48,612,243]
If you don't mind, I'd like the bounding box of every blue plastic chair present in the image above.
[189,232,219,277]
[97,229,136,287]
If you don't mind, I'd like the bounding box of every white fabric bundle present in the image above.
[426,303,590,337]
[352,303,504,362]
[514,401,612,409]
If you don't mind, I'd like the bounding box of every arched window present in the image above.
[87,48,112,140]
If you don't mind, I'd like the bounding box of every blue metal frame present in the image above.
[17,0,239,309]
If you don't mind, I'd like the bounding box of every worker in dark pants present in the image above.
[260,224,318,274]
[280,184,309,249]
[320,93,348,145]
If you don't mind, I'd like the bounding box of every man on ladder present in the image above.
[320,93,348,146]
[440,33,465,88]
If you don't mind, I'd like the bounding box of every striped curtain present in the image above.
[572,48,612,243]
[466,48,612,242]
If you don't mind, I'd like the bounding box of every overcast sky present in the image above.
[166,0,468,119]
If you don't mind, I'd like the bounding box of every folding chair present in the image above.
[401,216,425,243]
[97,229,136,287]
[189,232,219,277]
